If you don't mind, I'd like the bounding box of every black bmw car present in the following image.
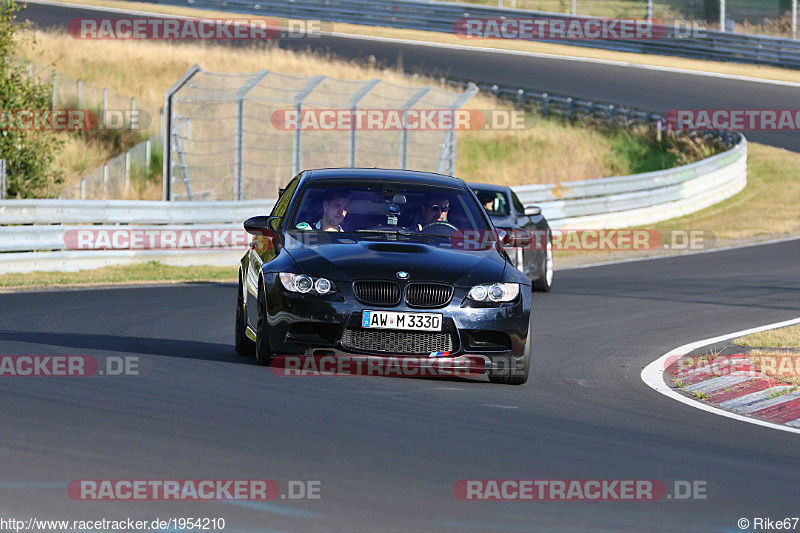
[470,183,553,292]
[235,168,532,385]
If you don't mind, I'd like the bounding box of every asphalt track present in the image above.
[1,240,800,531]
[6,4,800,531]
[19,1,800,152]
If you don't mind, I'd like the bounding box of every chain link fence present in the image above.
[57,135,162,200]
[165,66,478,201]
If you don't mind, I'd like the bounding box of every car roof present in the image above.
[468,182,511,193]
[303,168,465,188]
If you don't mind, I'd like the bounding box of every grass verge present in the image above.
[0,261,237,290]
[24,0,800,85]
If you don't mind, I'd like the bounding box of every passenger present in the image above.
[316,190,350,232]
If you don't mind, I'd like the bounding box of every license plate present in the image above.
[362,310,442,331]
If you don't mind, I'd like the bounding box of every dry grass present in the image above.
[16,29,663,189]
[736,325,800,348]
[23,0,800,85]
[649,143,800,240]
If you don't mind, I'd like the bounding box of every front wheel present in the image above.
[235,270,255,356]
[255,279,274,366]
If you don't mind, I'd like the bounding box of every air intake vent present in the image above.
[341,329,455,355]
[353,280,401,306]
[406,283,454,307]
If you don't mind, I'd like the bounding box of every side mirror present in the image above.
[244,215,282,252]
[243,215,280,235]
[524,206,542,216]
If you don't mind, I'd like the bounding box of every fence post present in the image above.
[103,88,109,128]
[51,70,57,108]
[348,79,381,168]
[27,61,32,78]
[0,159,5,200]
[130,97,137,130]
[399,87,432,170]
[163,64,202,201]
[542,93,550,117]
[80,178,86,200]
[720,0,726,32]
[233,70,270,201]
[566,97,574,122]
[647,0,653,21]
[103,164,109,199]
[793,0,798,39]
[571,0,576,15]
[125,151,131,198]
[145,139,151,173]
[77,80,83,109]
[292,75,327,177]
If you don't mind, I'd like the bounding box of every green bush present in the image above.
[0,0,63,198]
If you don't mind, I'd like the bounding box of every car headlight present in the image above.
[279,273,335,295]
[468,283,519,302]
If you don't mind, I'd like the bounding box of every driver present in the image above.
[416,194,450,231]
[316,189,350,232]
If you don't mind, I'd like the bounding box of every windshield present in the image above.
[287,181,492,236]
[472,187,511,217]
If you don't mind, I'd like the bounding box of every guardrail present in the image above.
[0,134,746,274]
[144,0,800,69]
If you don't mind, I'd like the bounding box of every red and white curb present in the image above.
[642,316,800,434]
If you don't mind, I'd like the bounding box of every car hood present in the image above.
[282,234,507,286]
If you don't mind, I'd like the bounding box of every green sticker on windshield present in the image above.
[296,222,312,230]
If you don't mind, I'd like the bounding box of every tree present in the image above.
[0,0,62,198]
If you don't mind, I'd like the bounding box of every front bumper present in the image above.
[261,274,531,368]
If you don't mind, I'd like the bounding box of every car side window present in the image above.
[270,177,299,222]
[510,191,525,215]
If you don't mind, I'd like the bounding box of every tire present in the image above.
[255,278,274,366]
[235,270,255,357]
[488,314,532,385]
[532,236,553,292]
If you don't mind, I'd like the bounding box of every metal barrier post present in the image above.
[720,0,726,32]
[438,83,478,176]
[234,70,270,201]
[793,0,798,39]
[399,87,431,170]
[348,79,381,168]
[77,80,82,109]
[292,75,327,176]
[103,164,109,199]
[51,70,57,108]
[145,139,151,173]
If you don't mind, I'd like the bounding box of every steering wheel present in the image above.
[419,221,458,236]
